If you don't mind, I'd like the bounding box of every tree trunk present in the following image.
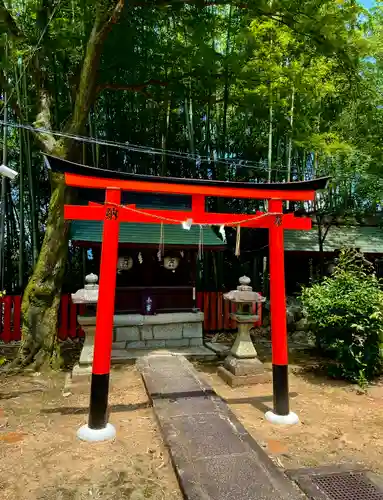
[10,173,70,370]
[7,0,126,372]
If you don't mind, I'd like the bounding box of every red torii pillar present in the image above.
[86,188,120,438]
[268,199,293,423]
[54,156,327,440]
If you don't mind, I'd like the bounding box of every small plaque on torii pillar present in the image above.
[218,276,271,387]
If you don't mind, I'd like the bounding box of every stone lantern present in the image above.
[217,276,271,387]
[71,273,99,376]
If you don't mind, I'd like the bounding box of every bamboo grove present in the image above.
[1,0,383,367]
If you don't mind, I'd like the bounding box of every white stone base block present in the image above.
[264,411,299,425]
[77,423,116,442]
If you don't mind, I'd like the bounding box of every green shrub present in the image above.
[300,249,383,385]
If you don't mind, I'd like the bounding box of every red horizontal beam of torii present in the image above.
[64,202,311,230]
[64,172,317,202]
[47,154,329,438]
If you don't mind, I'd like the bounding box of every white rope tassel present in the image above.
[235,225,241,257]
[198,225,204,261]
[158,222,165,261]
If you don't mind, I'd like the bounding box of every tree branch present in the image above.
[0,2,25,40]
[0,65,55,153]
[0,69,22,119]
[34,89,57,153]
[65,0,125,141]
[99,79,168,92]
[97,71,229,98]
[98,79,168,98]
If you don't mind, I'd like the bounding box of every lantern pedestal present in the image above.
[218,277,271,387]
[218,362,271,387]
[72,274,99,377]
[230,323,258,358]
[218,354,271,387]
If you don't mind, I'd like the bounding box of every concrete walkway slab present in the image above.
[137,354,305,500]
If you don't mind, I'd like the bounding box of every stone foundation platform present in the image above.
[112,312,204,350]
[218,354,272,387]
[217,366,272,387]
[73,312,215,375]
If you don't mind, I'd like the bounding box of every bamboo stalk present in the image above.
[0,58,8,289]
[22,63,39,264]
[15,62,25,288]
[286,85,295,209]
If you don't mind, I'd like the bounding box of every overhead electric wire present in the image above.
[0,121,271,170]
[0,120,304,175]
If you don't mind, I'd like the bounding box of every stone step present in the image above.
[73,346,216,376]
[112,337,203,350]
[111,346,217,363]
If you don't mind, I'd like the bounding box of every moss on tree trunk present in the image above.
[9,172,70,371]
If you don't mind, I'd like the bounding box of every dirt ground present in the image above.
[1,354,383,500]
[197,358,383,474]
[0,366,182,500]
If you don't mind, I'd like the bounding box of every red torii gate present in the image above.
[47,155,328,441]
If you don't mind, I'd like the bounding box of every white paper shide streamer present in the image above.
[219,225,227,243]
[182,218,193,230]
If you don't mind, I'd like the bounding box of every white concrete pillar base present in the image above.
[264,411,299,425]
[77,423,116,442]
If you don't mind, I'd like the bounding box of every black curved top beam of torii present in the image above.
[46,155,329,200]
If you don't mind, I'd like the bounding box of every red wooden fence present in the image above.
[197,291,262,332]
[0,295,85,343]
[0,292,262,342]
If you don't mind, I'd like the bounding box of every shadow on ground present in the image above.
[41,401,150,415]
[197,346,350,388]
[60,340,83,370]
[224,392,299,414]
[0,389,44,400]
